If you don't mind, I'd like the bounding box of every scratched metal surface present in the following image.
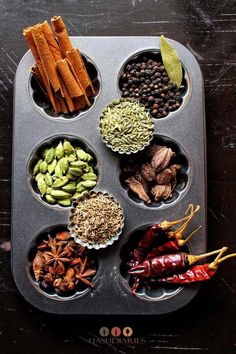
[0,0,236,353]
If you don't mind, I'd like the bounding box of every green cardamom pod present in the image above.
[76,182,87,192]
[52,176,68,188]
[69,167,83,176]
[87,166,94,173]
[45,173,53,187]
[160,35,182,88]
[50,190,71,200]
[66,154,77,162]
[35,172,44,182]
[70,160,88,169]
[63,140,74,154]
[66,172,77,181]
[39,160,48,173]
[59,157,69,174]
[62,182,76,193]
[76,149,88,161]
[80,180,97,188]
[46,187,52,194]
[55,141,64,159]
[42,148,49,158]
[45,147,55,164]
[45,194,56,204]
[48,159,57,174]
[55,163,63,178]
[72,191,86,200]
[58,198,72,206]
[84,164,90,173]
[81,173,97,181]
[33,159,43,174]
[37,177,47,196]
[86,153,93,162]
[76,177,82,184]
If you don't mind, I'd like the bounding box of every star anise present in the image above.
[55,231,71,241]
[43,242,70,270]
[74,256,96,287]
[32,251,45,281]
[37,234,57,250]
[63,268,75,290]
[62,240,77,257]
[32,231,97,294]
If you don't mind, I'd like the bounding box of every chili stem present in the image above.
[209,247,228,269]
[161,205,200,230]
[218,253,236,264]
[185,204,194,215]
[178,225,202,246]
[174,205,200,236]
[189,247,227,265]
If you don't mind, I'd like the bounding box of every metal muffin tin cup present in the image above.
[12,37,206,314]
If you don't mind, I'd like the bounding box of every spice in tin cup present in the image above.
[120,51,186,119]
[99,98,154,154]
[121,143,182,204]
[32,139,98,206]
[32,229,97,294]
[69,192,124,248]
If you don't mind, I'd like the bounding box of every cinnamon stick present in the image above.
[66,48,95,96]
[59,76,75,113]
[23,27,61,113]
[31,64,47,96]
[51,16,73,57]
[31,24,62,95]
[57,58,89,110]
[67,59,90,106]
[58,94,68,114]
[41,21,63,62]
[23,16,94,115]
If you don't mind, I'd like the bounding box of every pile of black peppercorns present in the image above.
[119,54,186,119]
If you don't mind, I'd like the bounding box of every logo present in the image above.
[99,327,109,337]
[111,327,121,337]
[123,327,133,337]
[88,326,145,345]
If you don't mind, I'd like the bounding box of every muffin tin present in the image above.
[12,37,206,314]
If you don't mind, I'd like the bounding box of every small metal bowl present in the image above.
[99,98,154,155]
[68,191,125,250]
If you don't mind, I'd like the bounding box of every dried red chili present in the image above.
[128,204,200,294]
[130,204,200,267]
[157,247,236,284]
[146,225,201,259]
[129,249,223,278]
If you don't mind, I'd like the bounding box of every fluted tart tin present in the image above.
[99,98,154,154]
[68,191,125,250]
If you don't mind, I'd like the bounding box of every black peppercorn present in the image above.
[120,53,186,119]
[151,109,158,117]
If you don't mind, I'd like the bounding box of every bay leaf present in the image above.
[160,35,182,88]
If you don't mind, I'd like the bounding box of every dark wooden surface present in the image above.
[1,0,236,353]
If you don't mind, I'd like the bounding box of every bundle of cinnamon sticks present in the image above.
[23,16,95,114]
